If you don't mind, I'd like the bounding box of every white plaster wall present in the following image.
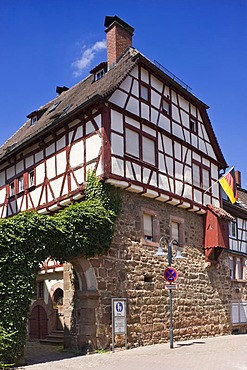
[35,163,45,185]
[50,177,63,198]
[70,141,84,168]
[86,134,101,163]
[56,151,67,175]
[46,156,56,179]
[0,188,6,203]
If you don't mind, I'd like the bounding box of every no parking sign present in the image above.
[164,267,178,283]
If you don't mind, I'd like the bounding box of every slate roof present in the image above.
[223,188,247,220]
[237,189,247,211]
[0,47,139,161]
[0,46,227,169]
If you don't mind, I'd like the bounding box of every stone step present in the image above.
[40,331,64,345]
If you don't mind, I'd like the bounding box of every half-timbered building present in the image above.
[0,16,237,350]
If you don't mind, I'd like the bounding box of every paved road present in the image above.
[16,334,247,370]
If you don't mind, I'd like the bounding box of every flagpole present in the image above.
[204,178,220,194]
[203,166,234,195]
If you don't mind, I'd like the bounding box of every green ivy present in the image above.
[0,172,121,366]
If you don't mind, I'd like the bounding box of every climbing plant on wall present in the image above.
[0,171,121,365]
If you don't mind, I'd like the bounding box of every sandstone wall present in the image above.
[66,190,232,350]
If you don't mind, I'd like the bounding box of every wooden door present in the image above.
[29,305,48,339]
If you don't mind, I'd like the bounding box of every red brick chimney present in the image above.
[104,16,134,68]
[235,170,241,188]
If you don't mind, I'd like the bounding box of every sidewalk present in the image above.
[16,334,247,370]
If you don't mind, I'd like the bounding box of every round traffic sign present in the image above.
[164,267,178,282]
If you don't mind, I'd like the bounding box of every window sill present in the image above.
[230,278,247,283]
[141,238,159,248]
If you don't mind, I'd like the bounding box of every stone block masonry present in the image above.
[65,190,232,350]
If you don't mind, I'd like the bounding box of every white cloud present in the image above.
[72,40,106,77]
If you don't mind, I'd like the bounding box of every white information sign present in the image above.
[112,298,127,352]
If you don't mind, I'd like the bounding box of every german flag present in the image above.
[219,167,238,204]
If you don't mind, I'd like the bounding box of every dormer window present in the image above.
[31,116,37,125]
[90,62,107,83]
[95,69,105,81]
[27,108,46,123]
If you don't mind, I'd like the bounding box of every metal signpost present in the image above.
[164,266,178,349]
[112,298,127,352]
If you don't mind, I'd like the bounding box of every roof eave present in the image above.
[0,94,102,164]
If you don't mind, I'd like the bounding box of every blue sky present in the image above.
[1,0,246,187]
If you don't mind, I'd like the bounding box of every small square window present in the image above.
[162,100,170,115]
[190,118,197,133]
[140,85,149,100]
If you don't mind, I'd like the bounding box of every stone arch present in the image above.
[70,257,98,291]
[63,257,99,353]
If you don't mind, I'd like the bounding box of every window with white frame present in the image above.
[125,128,156,166]
[18,175,24,192]
[126,128,140,158]
[162,99,171,116]
[9,181,15,197]
[31,116,37,125]
[95,69,104,81]
[140,84,149,100]
[229,220,237,238]
[171,221,179,241]
[143,213,153,242]
[190,117,198,133]
[170,216,184,246]
[142,136,155,165]
[229,255,246,280]
[232,302,247,324]
[192,162,210,190]
[141,209,159,244]
[28,170,35,187]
